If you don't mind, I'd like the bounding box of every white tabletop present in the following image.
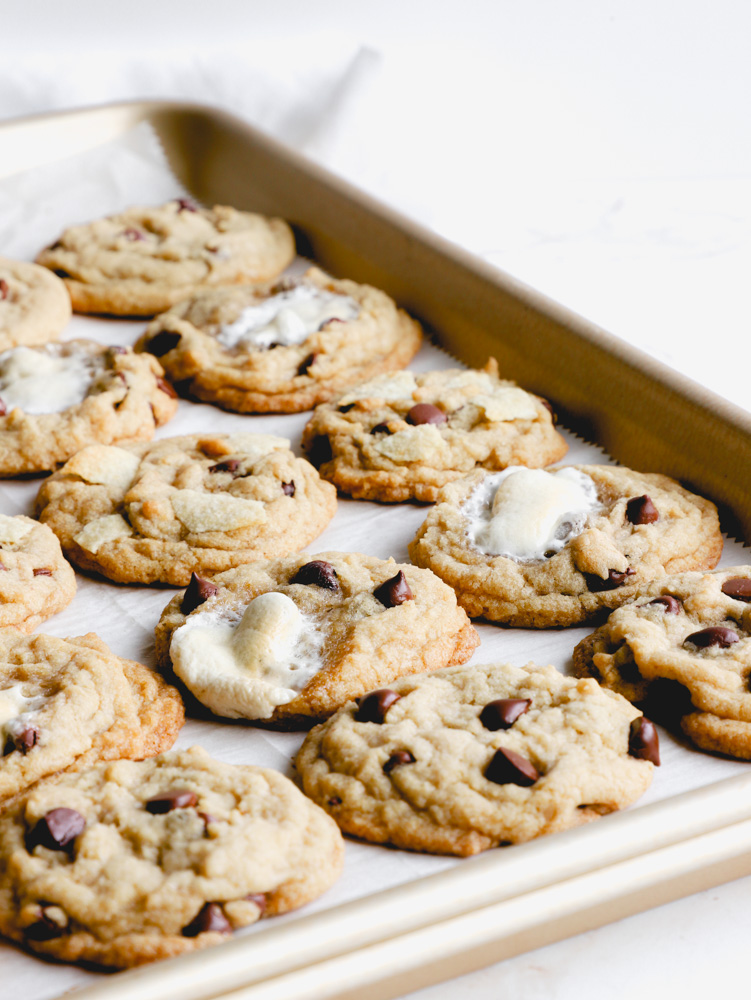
[1,3,749,997]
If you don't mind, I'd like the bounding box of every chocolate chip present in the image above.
[721,578,751,602]
[338,402,356,413]
[198,811,217,829]
[480,698,532,731]
[685,626,740,649]
[10,724,39,754]
[355,689,401,724]
[146,330,181,357]
[52,268,71,279]
[383,750,415,772]
[281,480,295,496]
[123,227,145,241]
[156,377,178,398]
[291,560,339,590]
[406,403,447,426]
[307,434,332,466]
[245,893,267,915]
[208,458,241,475]
[27,808,85,852]
[297,353,317,375]
[585,568,636,592]
[626,495,659,525]
[327,796,342,807]
[181,573,219,614]
[374,570,413,608]
[0,398,6,417]
[145,789,198,814]
[485,747,539,787]
[176,197,198,213]
[370,423,392,435]
[25,908,66,941]
[31,567,53,578]
[0,279,8,300]
[182,902,232,937]
[538,397,557,422]
[648,595,682,614]
[628,717,661,765]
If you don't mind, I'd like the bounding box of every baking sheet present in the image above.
[1,121,750,1000]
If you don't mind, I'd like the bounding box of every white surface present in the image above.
[0,4,750,998]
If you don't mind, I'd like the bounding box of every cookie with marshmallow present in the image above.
[409,464,722,627]
[135,267,422,413]
[155,551,479,727]
[0,340,177,476]
[34,433,337,585]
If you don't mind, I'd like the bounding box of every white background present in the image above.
[1,2,750,998]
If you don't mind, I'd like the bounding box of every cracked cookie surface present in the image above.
[136,267,422,413]
[36,199,295,317]
[573,567,751,758]
[0,746,343,968]
[156,551,479,727]
[35,433,337,585]
[409,464,722,627]
[0,514,76,632]
[300,360,568,502]
[0,341,177,476]
[0,258,71,351]
[0,631,184,804]
[296,661,656,856]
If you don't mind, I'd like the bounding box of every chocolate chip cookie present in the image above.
[35,434,338,585]
[156,551,479,727]
[300,360,568,502]
[0,631,184,805]
[0,258,71,351]
[409,464,722,627]
[0,746,344,968]
[0,341,177,476]
[0,514,76,632]
[136,267,422,413]
[573,567,751,758]
[296,661,657,856]
[36,199,295,317]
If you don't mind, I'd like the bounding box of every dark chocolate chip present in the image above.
[485,747,539,787]
[648,595,682,614]
[628,717,661,766]
[24,908,66,941]
[383,750,415,773]
[208,458,241,475]
[176,197,198,213]
[182,902,232,937]
[281,480,295,496]
[291,560,339,590]
[245,893,267,915]
[626,495,659,525]
[5,724,39,756]
[33,568,53,577]
[27,808,85,852]
[123,227,145,241]
[181,573,219,614]
[684,626,740,649]
[370,423,392,435]
[156,377,178,398]
[146,330,182,357]
[0,279,8,300]
[338,402,356,413]
[406,403,447,426]
[586,568,636,592]
[0,397,6,417]
[297,353,317,375]
[721,578,751,602]
[198,811,217,829]
[355,689,401,724]
[145,789,198,814]
[538,396,557,422]
[52,268,71,279]
[374,570,413,608]
[480,698,532,731]
[327,796,342,807]
[307,434,332,466]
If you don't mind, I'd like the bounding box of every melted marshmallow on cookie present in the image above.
[217,285,360,351]
[0,346,104,414]
[464,467,600,560]
[170,592,323,719]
